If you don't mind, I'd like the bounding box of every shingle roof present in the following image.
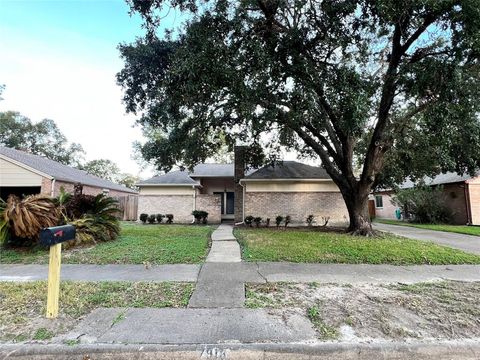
[0,146,137,194]
[245,161,330,180]
[400,171,480,189]
[190,163,234,177]
[136,170,200,186]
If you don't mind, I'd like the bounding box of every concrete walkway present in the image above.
[374,222,480,255]
[189,224,244,307]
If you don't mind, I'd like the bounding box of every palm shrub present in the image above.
[3,195,60,240]
[0,198,10,246]
[67,194,121,247]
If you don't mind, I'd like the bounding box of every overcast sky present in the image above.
[0,0,187,177]
[0,0,317,178]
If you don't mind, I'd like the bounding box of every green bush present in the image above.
[244,215,254,227]
[253,217,262,227]
[0,198,10,246]
[284,215,291,227]
[147,214,156,224]
[156,214,164,223]
[139,213,148,223]
[392,185,453,224]
[192,210,208,224]
[275,215,284,227]
[165,214,174,224]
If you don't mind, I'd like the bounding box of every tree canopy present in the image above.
[0,111,85,166]
[118,0,480,232]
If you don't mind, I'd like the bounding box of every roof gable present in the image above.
[0,146,137,193]
[245,161,330,180]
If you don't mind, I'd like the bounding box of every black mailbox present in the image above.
[40,225,76,246]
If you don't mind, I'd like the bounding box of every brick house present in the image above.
[372,172,480,225]
[136,147,348,225]
[0,146,137,200]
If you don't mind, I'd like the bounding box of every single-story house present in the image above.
[372,172,480,225]
[0,146,137,200]
[136,146,348,224]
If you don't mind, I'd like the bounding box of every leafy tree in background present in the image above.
[0,111,85,166]
[118,0,480,233]
[116,173,140,189]
[80,159,121,182]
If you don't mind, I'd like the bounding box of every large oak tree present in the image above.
[118,0,480,233]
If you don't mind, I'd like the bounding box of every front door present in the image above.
[214,192,235,220]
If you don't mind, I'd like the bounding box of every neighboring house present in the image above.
[136,146,348,224]
[0,146,137,200]
[372,172,480,225]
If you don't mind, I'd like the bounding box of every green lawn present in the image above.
[375,219,480,237]
[0,223,212,264]
[235,228,480,265]
[0,281,193,342]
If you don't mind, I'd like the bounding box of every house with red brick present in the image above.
[0,146,137,200]
[136,147,348,224]
[372,172,480,225]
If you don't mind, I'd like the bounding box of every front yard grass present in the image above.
[0,281,194,342]
[0,222,212,264]
[375,219,480,237]
[235,228,480,264]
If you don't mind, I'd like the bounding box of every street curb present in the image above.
[1,339,480,359]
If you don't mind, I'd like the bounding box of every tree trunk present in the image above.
[343,189,373,235]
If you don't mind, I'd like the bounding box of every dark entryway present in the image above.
[0,186,41,200]
[214,191,235,220]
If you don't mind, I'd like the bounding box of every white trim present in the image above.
[0,154,53,179]
[136,183,201,187]
[240,178,332,183]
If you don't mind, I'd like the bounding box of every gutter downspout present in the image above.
[50,178,56,197]
[234,180,245,226]
[192,185,196,224]
[464,182,472,225]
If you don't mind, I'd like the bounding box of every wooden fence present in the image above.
[114,195,138,221]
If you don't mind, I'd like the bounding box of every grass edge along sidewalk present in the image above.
[375,219,480,237]
[0,223,213,265]
[235,228,480,265]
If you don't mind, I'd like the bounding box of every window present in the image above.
[375,195,383,208]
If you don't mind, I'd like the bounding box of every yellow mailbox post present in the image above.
[40,225,76,319]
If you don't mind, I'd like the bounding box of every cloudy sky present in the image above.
[0,0,186,177]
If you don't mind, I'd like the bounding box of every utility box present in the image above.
[40,225,76,246]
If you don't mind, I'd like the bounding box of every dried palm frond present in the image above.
[0,198,10,245]
[4,195,60,239]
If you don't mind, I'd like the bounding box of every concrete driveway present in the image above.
[374,222,480,255]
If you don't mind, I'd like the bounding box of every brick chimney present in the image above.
[234,146,247,223]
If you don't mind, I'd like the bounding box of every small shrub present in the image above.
[156,214,164,223]
[139,213,148,224]
[253,217,262,227]
[244,215,254,227]
[165,214,174,224]
[192,210,208,224]
[265,218,270,227]
[284,215,291,228]
[306,214,315,226]
[147,214,156,224]
[275,215,284,227]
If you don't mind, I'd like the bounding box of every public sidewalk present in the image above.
[374,222,480,255]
